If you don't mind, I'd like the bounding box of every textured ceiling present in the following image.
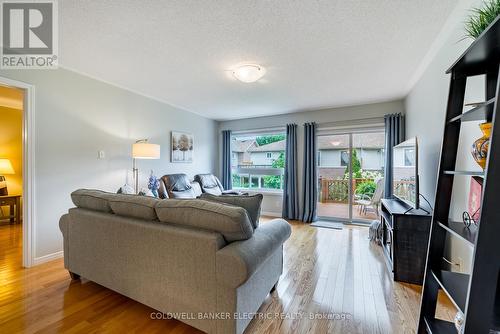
[59,0,458,120]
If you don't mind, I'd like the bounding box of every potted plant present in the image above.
[465,0,500,39]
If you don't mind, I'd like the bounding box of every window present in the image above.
[231,152,236,159]
[317,151,321,166]
[340,150,349,166]
[231,132,286,191]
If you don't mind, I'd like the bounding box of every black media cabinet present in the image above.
[380,198,432,285]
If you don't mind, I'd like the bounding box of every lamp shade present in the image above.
[0,159,14,174]
[132,142,160,159]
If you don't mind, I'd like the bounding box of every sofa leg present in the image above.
[69,271,80,280]
[270,282,278,293]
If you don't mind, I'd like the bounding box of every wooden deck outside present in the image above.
[317,202,379,221]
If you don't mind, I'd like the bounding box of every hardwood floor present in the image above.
[0,219,455,333]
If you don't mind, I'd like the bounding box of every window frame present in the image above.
[340,150,349,167]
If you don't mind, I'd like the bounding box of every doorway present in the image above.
[0,85,24,267]
[0,76,34,268]
[317,129,385,223]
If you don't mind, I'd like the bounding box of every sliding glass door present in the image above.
[317,129,385,223]
[317,134,351,220]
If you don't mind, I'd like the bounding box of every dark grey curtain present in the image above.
[384,113,405,198]
[282,124,299,220]
[302,122,317,223]
[221,130,232,190]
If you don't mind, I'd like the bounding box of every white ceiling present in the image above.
[60,0,458,121]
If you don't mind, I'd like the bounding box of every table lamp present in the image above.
[0,158,15,196]
[132,140,160,193]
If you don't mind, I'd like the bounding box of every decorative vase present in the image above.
[471,122,491,170]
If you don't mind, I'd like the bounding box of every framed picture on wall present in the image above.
[171,131,193,163]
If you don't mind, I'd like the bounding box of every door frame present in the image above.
[0,76,36,267]
[316,125,385,224]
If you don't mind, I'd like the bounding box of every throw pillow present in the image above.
[117,184,135,195]
[200,193,263,229]
[139,188,155,197]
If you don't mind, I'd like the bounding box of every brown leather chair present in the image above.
[158,174,202,199]
[194,174,245,196]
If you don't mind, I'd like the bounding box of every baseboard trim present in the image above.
[261,211,282,218]
[33,250,63,265]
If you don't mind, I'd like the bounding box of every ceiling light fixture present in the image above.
[232,64,266,83]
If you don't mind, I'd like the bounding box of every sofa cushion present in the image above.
[163,174,192,192]
[155,199,254,242]
[194,174,224,195]
[195,174,219,188]
[170,189,196,198]
[204,187,222,196]
[200,193,263,229]
[161,174,197,198]
[191,181,203,197]
[71,189,113,213]
[108,194,160,220]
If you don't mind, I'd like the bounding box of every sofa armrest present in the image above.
[59,213,71,268]
[216,218,291,288]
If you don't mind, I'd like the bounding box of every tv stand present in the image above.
[380,198,432,285]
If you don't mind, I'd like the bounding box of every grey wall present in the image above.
[405,0,483,273]
[0,68,218,262]
[219,100,404,216]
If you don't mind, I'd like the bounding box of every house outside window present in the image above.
[231,133,285,191]
[404,148,415,166]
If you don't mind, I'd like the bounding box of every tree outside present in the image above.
[255,134,285,146]
[263,152,284,189]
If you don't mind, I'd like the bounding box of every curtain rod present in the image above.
[317,118,384,131]
[226,116,385,134]
[231,126,286,135]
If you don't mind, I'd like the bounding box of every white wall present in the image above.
[0,68,218,263]
[219,100,404,216]
[405,0,484,273]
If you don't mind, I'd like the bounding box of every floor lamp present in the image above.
[132,140,160,194]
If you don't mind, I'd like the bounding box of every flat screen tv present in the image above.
[393,137,419,209]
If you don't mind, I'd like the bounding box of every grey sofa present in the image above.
[59,189,291,334]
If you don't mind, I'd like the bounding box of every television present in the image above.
[392,137,419,209]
